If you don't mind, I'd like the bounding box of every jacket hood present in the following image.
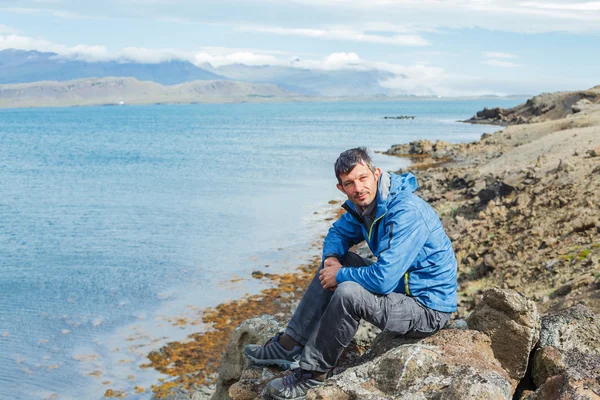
[379,171,418,203]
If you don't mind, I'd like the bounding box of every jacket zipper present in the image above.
[365,211,411,296]
[367,212,387,241]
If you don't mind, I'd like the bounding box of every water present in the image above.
[0,99,523,399]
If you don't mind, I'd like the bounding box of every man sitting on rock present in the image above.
[244,147,458,400]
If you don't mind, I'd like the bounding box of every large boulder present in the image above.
[523,305,600,400]
[211,316,282,400]
[466,288,540,380]
[306,329,515,400]
[410,140,434,155]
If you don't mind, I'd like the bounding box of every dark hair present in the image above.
[334,147,376,184]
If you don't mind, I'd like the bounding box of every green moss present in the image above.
[591,243,600,249]
[575,249,592,261]
[559,254,575,261]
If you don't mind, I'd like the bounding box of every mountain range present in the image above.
[0,49,398,97]
[0,77,298,108]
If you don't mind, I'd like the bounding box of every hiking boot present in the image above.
[243,332,302,370]
[265,368,324,400]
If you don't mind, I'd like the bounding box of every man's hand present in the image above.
[320,257,342,291]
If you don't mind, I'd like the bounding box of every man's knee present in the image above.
[333,281,364,302]
[330,281,371,319]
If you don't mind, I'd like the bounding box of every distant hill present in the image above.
[0,49,224,85]
[211,64,399,97]
[0,49,400,97]
[0,77,300,108]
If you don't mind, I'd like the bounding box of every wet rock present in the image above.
[307,329,515,400]
[466,288,540,380]
[478,180,516,205]
[211,316,281,400]
[251,271,264,279]
[527,305,600,399]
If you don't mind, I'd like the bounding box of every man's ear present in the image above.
[374,168,382,180]
[336,183,345,194]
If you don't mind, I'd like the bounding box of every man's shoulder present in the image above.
[386,191,438,222]
[387,189,427,209]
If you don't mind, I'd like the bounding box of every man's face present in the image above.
[336,162,381,208]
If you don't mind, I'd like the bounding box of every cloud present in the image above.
[483,52,517,59]
[282,0,600,32]
[0,33,297,66]
[520,1,600,12]
[482,59,523,68]
[194,51,281,67]
[237,25,430,46]
[0,34,110,59]
[482,51,522,68]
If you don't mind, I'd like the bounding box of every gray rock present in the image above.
[352,319,382,348]
[307,329,515,400]
[466,288,540,380]
[526,305,600,399]
[211,315,281,400]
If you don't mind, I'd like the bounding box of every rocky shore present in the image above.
[135,87,600,400]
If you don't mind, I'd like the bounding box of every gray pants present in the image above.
[285,252,451,372]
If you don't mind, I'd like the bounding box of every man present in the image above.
[244,147,457,400]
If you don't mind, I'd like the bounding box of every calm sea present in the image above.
[0,99,522,399]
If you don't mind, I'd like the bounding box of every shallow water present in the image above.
[0,99,523,399]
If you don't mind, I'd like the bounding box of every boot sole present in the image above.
[244,352,300,370]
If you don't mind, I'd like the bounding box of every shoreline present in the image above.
[0,94,529,110]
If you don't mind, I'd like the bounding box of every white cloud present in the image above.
[0,34,110,59]
[520,1,600,11]
[237,25,430,46]
[194,52,281,67]
[282,0,600,32]
[482,59,523,68]
[483,52,517,59]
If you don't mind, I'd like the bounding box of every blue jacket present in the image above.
[324,172,457,313]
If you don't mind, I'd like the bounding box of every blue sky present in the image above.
[1,0,599,95]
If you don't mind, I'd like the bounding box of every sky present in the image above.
[0,0,599,96]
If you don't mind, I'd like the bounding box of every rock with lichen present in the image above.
[523,305,600,400]
[306,329,515,400]
[466,288,540,380]
[212,316,282,400]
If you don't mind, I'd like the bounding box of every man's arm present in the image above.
[335,205,429,295]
